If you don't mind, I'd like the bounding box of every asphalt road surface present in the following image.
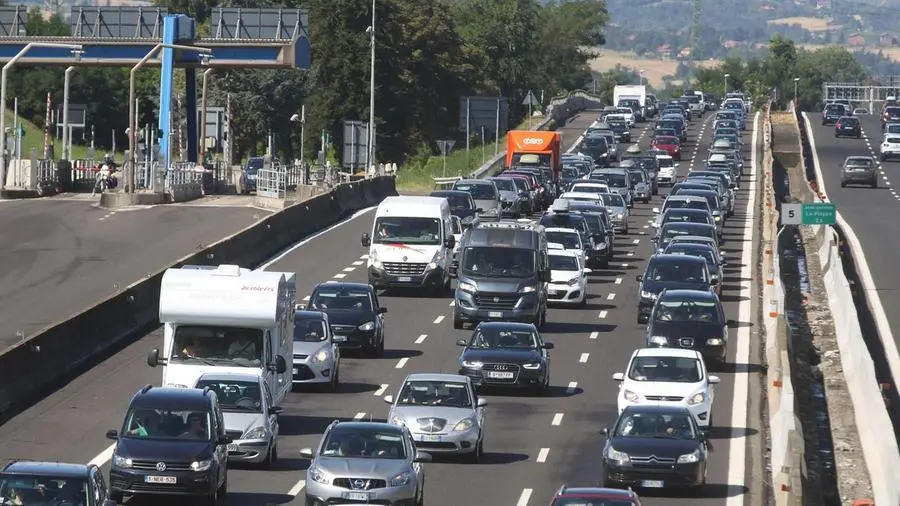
[0,109,763,506]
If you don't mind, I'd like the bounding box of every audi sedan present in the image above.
[457,321,553,393]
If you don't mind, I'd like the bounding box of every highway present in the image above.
[0,200,269,350]
[0,108,762,506]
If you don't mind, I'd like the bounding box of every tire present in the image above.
[637,315,647,324]
[464,437,483,463]
[262,442,278,469]
[872,180,878,189]
[453,311,464,329]
[371,334,385,358]
[206,475,226,506]
[643,198,649,204]
[109,491,124,504]
[328,364,340,392]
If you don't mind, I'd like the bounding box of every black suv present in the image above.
[636,254,714,323]
[0,461,114,506]
[106,385,229,505]
[834,116,861,138]
[645,289,731,366]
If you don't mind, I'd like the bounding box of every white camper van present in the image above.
[147,264,295,407]
[360,195,455,294]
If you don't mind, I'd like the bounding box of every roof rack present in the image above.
[472,219,539,231]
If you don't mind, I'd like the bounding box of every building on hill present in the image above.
[676,47,692,60]
[816,0,832,10]
[847,33,866,47]
[656,44,672,59]
[879,33,900,47]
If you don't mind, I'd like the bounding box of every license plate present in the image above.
[144,476,176,484]
[487,311,503,318]
[343,492,369,501]
[397,276,412,282]
[227,444,238,452]
[333,335,347,342]
[487,371,514,379]
[421,434,441,442]
[641,480,664,488]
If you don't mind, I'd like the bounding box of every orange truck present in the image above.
[505,130,562,179]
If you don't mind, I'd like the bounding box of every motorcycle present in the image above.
[91,164,119,196]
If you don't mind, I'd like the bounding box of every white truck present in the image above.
[147,264,296,408]
[613,85,648,121]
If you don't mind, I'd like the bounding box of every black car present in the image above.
[430,190,479,224]
[822,104,847,125]
[0,461,115,506]
[834,116,861,138]
[456,321,554,392]
[884,106,900,125]
[568,204,614,266]
[607,120,631,142]
[581,135,611,165]
[636,254,714,323]
[106,385,229,505]
[654,222,719,251]
[305,282,387,357]
[645,289,730,365]
[601,405,709,491]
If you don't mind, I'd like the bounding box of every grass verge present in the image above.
[5,110,120,163]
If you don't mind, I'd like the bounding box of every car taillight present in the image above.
[836,122,842,128]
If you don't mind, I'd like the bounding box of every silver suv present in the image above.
[300,421,431,506]
[840,156,878,188]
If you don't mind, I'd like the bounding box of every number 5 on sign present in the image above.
[781,203,802,225]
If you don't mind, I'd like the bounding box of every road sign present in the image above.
[781,203,836,225]
[16,126,24,137]
[436,140,456,156]
[522,90,539,107]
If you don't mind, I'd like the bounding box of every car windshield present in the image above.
[561,168,580,179]
[293,317,329,342]
[310,287,373,311]
[628,171,646,183]
[0,476,89,505]
[195,379,263,412]
[461,246,535,278]
[663,224,714,242]
[491,178,514,191]
[845,158,873,168]
[645,260,706,282]
[122,408,211,441]
[628,356,703,382]
[655,136,677,144]
[395,380,472,408]
[573,185,606,194]
[614,411,698,439]
[657,158,674,168]
[509,178,529,192]
[678,191,718,210]
[664,211,709,225]
[666,199,709,213]
[655,298,720,323]
[468,327,539,349]
[320,426,407,459]
[552,500,634,506]
[433,193,472,211]
[171,325,263,366]
[373,217,441,245]
[666,245,717,265]
[603,174,626,188]
[540,214,588,235]
[550,254,579,271]
[453,183,497,199]
[601,193,625,207]
[839,117,859,125]
[547,231,582,250]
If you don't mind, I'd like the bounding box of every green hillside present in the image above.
[4,110,121,164]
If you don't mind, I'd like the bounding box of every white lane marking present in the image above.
[626,251,634,257]
[352,260,364,266]
[621,263,629,268]
[433,315,445,324]
[615,277,623,284]
[536,448,550,463]
[259,206,376,269]
[353,412,366,420]
[360,254,369,259]
[579,353,590,363]
[88,444,115,467]
[566,135,585,153]
[589,331,599,340]
[395,357,409,369]
[303,295,310,301]
[599,310,608,318]
[373,384,389,396]
[632,238,640,244]
[516,489,534,506]
[566,381,578,393]
[642,224,649,229]
[449,300,455,306]
[415,334,427,344]
[333,273,347,279]
[343,267,355,272]
[551,413,564,426]
[607,293,616,300]
[288,479,306,497]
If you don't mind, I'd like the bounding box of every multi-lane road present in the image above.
[0,109,763,506]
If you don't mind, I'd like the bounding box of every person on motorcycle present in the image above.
[100,154,118,189]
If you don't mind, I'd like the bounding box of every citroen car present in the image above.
[0,461,115,506]
[549,485,643,506]
[636,254,714,324]
[547,245,591,305]
[457,321,554,392]
[305,282,387,357]
[384,373,487,462]
[645,289,730,366]
[291,310,341,390]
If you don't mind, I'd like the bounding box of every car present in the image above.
[651,135,682,160]
[654,222,719,251]
[883,105,900,126]
[547,245,591,305]
[881,135,900,161]
[384,373,487,462]
[645,289,730,365]
[669,189,724,223]
[452,179,502,218]
[655,155,678,186]
[496,174,535,214]
[194,372,283,467]
[668,235,723,263]
[566,203,614,265]
[594,168,634,207]
[239,156,265,194]
[0,461,115,506]
[608,119,631,142]
[652,196,715,231]
[600,405,709,491]
[106,385,229,505]
[545,227,587,265]
[840,156,878,188]
[549,485,643,505]
[636,254,714,323]
[599,192,630,233]
[853,107,868,115]
[291,310,341,390]
[613,348,721,428]
[305,282,387,357]
[570,181,611,195]
[656,207,719,240]
[488,176,525,218]
[300,421,430,506]
[429,190,479,224]
[456,321,554,392]
[834,116,861,138]
[627,169,651,203]
[559,190,605,207]
[580,134,612,165]
[664,242,725,296]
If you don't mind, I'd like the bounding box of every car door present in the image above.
[469,382,485,429]
[406,428,425,482]
[535,330,551,367]
[371,289,385,340]
[90,467,107,506]
[263,381,279,439]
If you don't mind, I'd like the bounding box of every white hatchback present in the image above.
[547,246,590,306]
[613,348,720,428]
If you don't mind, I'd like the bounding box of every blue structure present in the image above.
[0,5,311,167]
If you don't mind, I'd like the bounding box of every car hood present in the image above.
[498,190,519,202]
[223,411,267,434]
[371,243,439,264]
[461,347,543,364]
[649,321,723,338]
[610,437,701,458]
[451,208,475,220]
[550,270,582,284]
[324,310,375,327]
[658,167,676,176]
[388,406,475,430]
[314,456,410,478]
[116,437,212,461]
[608,205,627,215]
[474,198,500,211]
[641,280,710,294]
[626,379,705,399]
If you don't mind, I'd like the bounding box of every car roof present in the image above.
[313,281,371,292]
[476,321,537,332]
[197,371,261,384]
[545,227,580,235]
[661,288,719,301]
[572,182,608,187]
[649,253,707,264]
[549,248,580,258]
[2,461,92,477]
[331,421,404,432]
[130,386,215,409]
[633,347,703,359]
[661,221,715,230]
[403,373,470,383]
[430,190,470,197]
[455,179,493,185]
[295,310,327,319]
[622,404,693,416]
[557,487,638,499]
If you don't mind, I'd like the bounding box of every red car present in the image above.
[549,485,642,505]
[651,135,682,160]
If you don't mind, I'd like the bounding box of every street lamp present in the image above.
[365,0,376,177]
[199,68,215,161]
[793,77,800,106]
[0,42,83,188]
[639,69,646,86]
[724,73,730,96]
[127,43,213,193]
[61,59,84,162]
[290,105,306,164]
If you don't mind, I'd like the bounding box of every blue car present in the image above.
[240,156,266,194]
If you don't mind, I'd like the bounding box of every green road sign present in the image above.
[782,202,836,225]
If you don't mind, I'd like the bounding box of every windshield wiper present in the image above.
[179,356,219,366]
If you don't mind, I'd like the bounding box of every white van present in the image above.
[147,264,295,407]
[360,195,455,294]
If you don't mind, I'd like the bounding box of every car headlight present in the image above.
[389,471,411,487]
[428,261,438,270]
[707,338,724,346]
[112,454,133,468]
[458,281,476,293]
[519,285,537,293]
[687,392,706,405]
[309,465,330,484]
[616,213,624,219]
[390,415,406,426]
[453,418,475,431]
[313,348,331,363]
[714,215,721,221]
[640,290,657,300]
[594,242,606,250]
[190,459,212,472]
[165,383,189,388]
[606,447,630,465]
[358,321,375,331]
[677,448,702,464]
[649,335,668,345]
[623,389,640,402]
[243,426,267,439]
[567,277,580,286]
[461,360,484,369]
[522,362,542,369]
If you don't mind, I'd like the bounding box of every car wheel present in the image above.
[263,442,279,469]
[109,491,124,504]
[306,495,318,506]
[841,181,846,187]
[453,311,464,329]
[417,483,425,506]
[637,315,647,324]
[328,364,340,391]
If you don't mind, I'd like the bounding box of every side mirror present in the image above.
[295,303,307,310]
[636,274,643,282]
[652,207,660,213]
[600,427,609,437]
[414,450,433,463]
[361,233,371,248]
[543,342,555,349]
[383,394,394,404]
[700,431,709,441]
[106,429,119,440]
[299,448,315,459]
[146,348,160,367]
[274,355,287,374]
[709,278,719,286]
[378,307,388,314]
[583,268,592,274]
[612,372,625,381]
[218,436,232,445]
[456,339,468,346]
[708,375,721,384]
[269,406,284,415]
[444,235,456,249]
[475,208,483,213]
[477,398,488,407]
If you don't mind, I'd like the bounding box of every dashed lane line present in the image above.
[433,315,445,324]
[342,267,355,272]
[333,273,347,279]
[395,358,409,369]
[414,334,427,344]
[373,384,389,396]
[579,353,590,363]
[566,381,578,394]
[353,412,366,420]
[599,310,608,319]
[516,489,533,506]
[607,293,616,300]
[551,413,564,426]
[288,480,306,497]
[536,448,550,463]
[589,331,599,340]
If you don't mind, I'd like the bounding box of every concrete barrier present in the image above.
[0,176,397,418]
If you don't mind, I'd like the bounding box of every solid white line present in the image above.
[343,267,355,272]
[579,353,590,363]
[373,384,389,396]
[516,488,533,506]
[607,293,616,300]
[259,206,376,269]
[333,273,347,279]
[615,277,623,284]
[395,358,409,369]
[88,444,115,467]
[589,331,599,340]
[566,135,585,154]
[599,310,608,318]
[288,479,306,497]
[433,315,445,324]
[551,413,564,426]
[414,334,427,344]
[566,381,578,393]
[353,412,366,420]
[536,448,550,463]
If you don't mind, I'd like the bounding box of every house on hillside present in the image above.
[817,0,832,10]
[879,33,900,47]
[676,47,692,60]
[846,33,866,47]
[656,44,672,59]
[722,40,741,49]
